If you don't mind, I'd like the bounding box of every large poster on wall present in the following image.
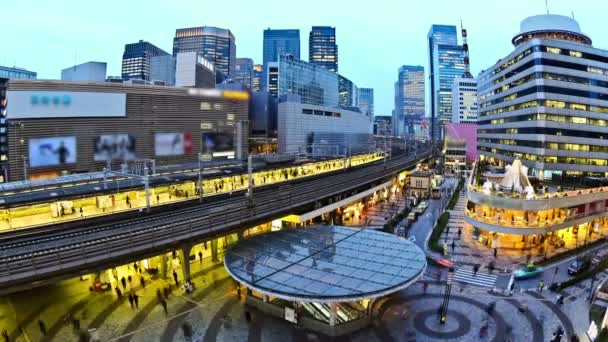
[202,132,234,157]
[93,134,136,161]
[154,132,193,156]
[29,137,77,167]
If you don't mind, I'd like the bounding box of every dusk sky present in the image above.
[5,0,606,116]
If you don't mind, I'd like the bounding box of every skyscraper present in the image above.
[172,26,236,77]
[428,25,460,141]
[338,75,359,109]
[252,64,263,92]
[359,88,374,117]
[234,58,254,89]
[309,26,338,72]
[121,40,170,81]
[263,29,300,66]
[394,65,425,137]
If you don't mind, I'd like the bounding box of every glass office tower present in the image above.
[359,88,374,117]
[173,26,236,77]
[433,44,465,127]
[234,58,254,89]
[252,64,263,92]
[278,54,338,107]
[428,25,459,141]
[338,75,359,109]
[263,29,300,91]
[309,26,338,72]
[393,65,425,137]
[122,40,170,81]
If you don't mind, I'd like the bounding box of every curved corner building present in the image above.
[470,14,608,250]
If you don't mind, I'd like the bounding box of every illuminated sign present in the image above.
[7,91,126,118]
[31,94,72,106]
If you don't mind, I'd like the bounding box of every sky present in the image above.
[4,0,607,116]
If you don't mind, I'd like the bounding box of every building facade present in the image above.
[263,29,300,90]
[309,26,338,72]
[252,64,263,92]
[432,44,465,135]
[175,52,216,88]
[61,62,107,82]
[0,78,7,182]
[173,26,237,77]
[359,88,374,117]
[277,100,372,154]
[373,116,391,135]
[477,14,608,180]
[150,55,176,86]
[0,66,36,80]
[393,65,425,137]
[338,75,359,109]
[277,54,339,107]
[428,25,459,141]
[234,58,254,89]
[4,80,249,181]
[451,77,478,123]
[121,40,170,81]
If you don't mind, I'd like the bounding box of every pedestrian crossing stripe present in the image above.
[453,268,498,288]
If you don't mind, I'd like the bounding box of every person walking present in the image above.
[198,251,203,263]
[458,228,462,240]
[128,294,134,308]
[451,240,456,252]
[121,276,127,290]
[173,270,179,286]
[539,280,545,293]
[473,264,479,277]
[161,300,168,315]
[140,276,145,289]
[133,294,139,308]
[38,320,47,335]
[127,275,132,285]
[115,286,122,299]
[494,248,498,258]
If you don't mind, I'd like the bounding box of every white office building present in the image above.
[61,61,106,82]
[451,77,478,123]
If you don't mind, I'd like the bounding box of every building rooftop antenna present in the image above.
[460,20,473,78]
[545,0,550,14]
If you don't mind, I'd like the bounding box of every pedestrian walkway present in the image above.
[453,267,498,288]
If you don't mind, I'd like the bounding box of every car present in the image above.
[416,202,428,214]
[397,227,406,237]
[513,263,544,279]
[407,212,417,222]
[568,259,591,275]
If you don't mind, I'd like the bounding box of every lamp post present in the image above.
[440,267,455,324]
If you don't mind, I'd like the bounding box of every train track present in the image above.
[0,150,430,289]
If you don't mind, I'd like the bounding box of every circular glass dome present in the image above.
[512,14,591,46]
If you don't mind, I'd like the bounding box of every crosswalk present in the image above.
[453,267,498,288]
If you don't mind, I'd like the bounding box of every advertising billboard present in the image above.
[154,132,193,156]
[6,91,126,119]
[29,137,77,167]
[94,134,136,161]
[202,132,234,158]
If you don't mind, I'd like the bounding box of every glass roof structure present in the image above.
[224,225,426,302]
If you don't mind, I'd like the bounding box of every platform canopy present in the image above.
[224,225,426,303]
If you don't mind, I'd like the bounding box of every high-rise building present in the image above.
[266,62,279,98]
[428,25,460,141]
[61,61,107,82]
[263,29,300,91]
[234,58,254,89]
[359,88,374,117]
[173,26,236,77]
[150,55,176,85]
[0,66,36,79]
[477,14,608,180]
[252,64,263,92]
[451,25,478,123]
[121,40,170,81]
[309,26,338,72]
[393,65,425,137]
[338,75,359,109]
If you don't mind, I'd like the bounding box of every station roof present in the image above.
[224,225,426,302]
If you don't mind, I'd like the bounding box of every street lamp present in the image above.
[440,267,455,324]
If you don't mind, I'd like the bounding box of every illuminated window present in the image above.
[570,103,587,111]
[547,47,562,54]
[569,50,582,58]
[545,100,566,108]
[200,102,211,110]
